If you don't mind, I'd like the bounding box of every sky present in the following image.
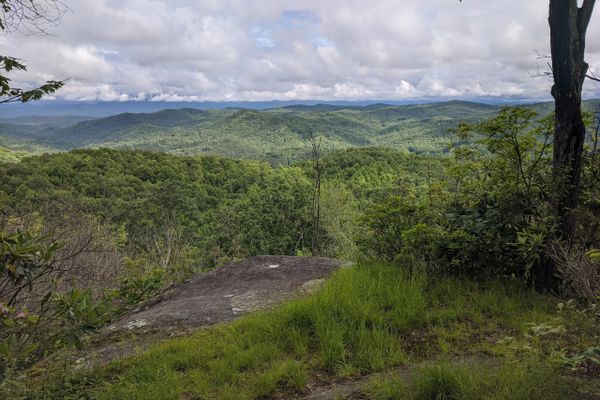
[1,0,600,102]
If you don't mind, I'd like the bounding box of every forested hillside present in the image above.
[2,100,598,166]
[0,101,498,164]
[2,106,599,399]
[2,0,600,397]
[0,116,91,161]
[7,0,600,399]
[0,147,440,269]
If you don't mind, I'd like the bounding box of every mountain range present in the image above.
[0,99,598,165]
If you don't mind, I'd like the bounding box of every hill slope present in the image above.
[1,99,597,165]
[0,134,57,162]
[0,101,502,164]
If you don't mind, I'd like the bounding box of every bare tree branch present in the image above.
[0,0,69,35]
[586,73,600,83]
[531,57,600,85]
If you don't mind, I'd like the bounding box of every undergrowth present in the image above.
[364,361,571,400]
[29,263,576,400]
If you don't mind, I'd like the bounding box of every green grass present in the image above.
[90,264,425,399]
[423,279,555,358]
[31,263,569,400]
[364,361,571,400]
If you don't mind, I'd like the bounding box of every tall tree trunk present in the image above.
[310,131,322,256]
[549,0,595,243]
[537,0,595,291]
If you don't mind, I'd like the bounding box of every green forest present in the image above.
[2,107,600,399]
[1,100,598,165]
[1,0,600,399]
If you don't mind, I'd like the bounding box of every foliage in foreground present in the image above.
[0,147,443,392]
[1,108,599,398]
[359,108,600,294]
[26,263,588,400]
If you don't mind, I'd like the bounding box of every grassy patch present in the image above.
[73,264,425,399]
[31,264,567,400]
[422,279,555,358]
[364,361,571,400]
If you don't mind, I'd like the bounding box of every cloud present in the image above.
[2,0,599,101]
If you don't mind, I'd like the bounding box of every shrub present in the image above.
[116,258,166,305]
[549,243,600,303]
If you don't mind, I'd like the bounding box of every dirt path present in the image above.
[79,256,342,366]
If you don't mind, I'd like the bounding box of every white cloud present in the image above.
[2,0,599,101]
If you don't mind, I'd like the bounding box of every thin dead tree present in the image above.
[309,131,322,256]
[588,105,600,180]
[593,105,600,154]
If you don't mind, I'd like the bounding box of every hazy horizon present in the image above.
[0,96,582,118]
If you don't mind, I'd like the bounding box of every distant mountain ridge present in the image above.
[0,99,598,165]
[0,98,561,118]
